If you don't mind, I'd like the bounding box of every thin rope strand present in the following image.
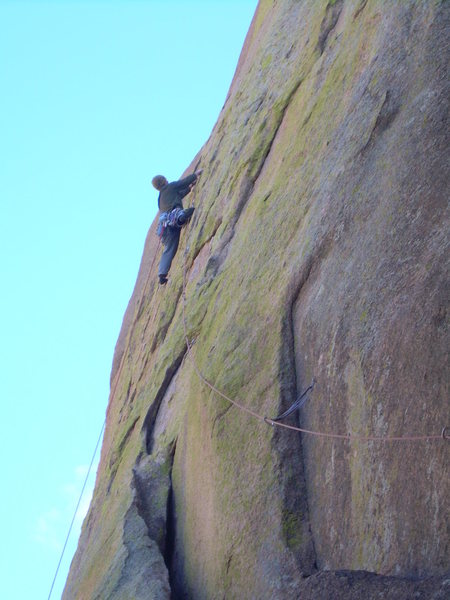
[181,236,444,443]
[47,420,105,600]
[48,237,163,599]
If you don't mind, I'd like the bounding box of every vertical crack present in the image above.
[131,437,178,598]
[164,440,177,593]
[360,90,400,155]
[317,0,344,55]
[271,258,323,575]
[274,300,318,576]
[142,345,187,454]
[250,77,304,186]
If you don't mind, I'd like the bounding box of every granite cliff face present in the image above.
[63,1,449,598]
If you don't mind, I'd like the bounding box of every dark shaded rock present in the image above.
[299,570,450,600]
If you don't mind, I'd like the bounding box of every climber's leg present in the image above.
[177,206,195,226]
[158,227,181,282]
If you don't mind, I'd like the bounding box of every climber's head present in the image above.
[152,175,168,191]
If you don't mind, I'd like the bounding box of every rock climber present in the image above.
[152,170,202,285]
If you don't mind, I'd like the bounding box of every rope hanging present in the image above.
[48,239,163,599]
[48,174,448,598]
[181,187,446,443]
[47,420,105,600]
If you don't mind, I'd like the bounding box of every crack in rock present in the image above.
[360,89,401,155]
[317,0,344,55]
[101,497,171,600]
[142,345,187,454]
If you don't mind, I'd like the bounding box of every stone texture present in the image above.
[298,570,450,600]
[63,1,449,598]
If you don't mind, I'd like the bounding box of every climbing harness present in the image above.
[157,207,187,238]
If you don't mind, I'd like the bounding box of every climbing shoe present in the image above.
[159,274,168,285]
[184,207,195,220]
[177,206,195,225]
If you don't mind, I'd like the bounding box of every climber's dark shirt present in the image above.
[158,174,197,212]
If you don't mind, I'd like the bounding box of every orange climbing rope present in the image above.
[181,186,446,443]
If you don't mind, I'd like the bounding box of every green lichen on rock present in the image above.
[63,1,449,599]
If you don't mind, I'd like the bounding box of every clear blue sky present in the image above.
[0,1,257,598]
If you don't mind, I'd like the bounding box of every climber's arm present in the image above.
[171,173,198,190]
[172,170,203,198]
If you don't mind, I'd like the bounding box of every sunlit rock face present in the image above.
[63,1,449,598]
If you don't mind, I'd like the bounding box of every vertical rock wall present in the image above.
[64,1,449,599]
